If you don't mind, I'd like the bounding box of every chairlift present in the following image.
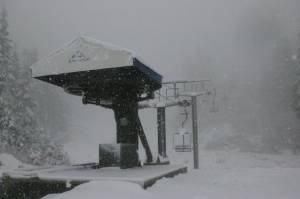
[173,130,192,152]
[173,108,192,152]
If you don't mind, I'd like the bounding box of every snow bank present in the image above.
[0,153,28,176]
[45,151,300,199]
[0,153,23,168]
[170,149,300,169]
[149,167,300,199]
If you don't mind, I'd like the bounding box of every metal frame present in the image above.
[154,80,214,169]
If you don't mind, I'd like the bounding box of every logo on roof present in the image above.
[69,50,89,63]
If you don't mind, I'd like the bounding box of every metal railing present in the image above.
[155,80,213,105]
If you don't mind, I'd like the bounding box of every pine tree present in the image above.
[0,7,14,152]
[292,31,300,119]
[0,7,69,165]
[20,49,70,165]
[259,35,300,153]
[9,48,70,165]
[23,49,69,143]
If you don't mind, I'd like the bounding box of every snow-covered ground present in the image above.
[37,150,300,199]
[0,153,30,177]
[1,150,300,199]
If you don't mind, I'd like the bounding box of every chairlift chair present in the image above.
[173,107,192,152]
[173,129,192,152]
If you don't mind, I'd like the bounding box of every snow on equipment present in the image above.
[31,36,162,169]
[30,37,215,170]
[30,36,217,169]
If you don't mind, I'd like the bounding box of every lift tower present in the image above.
[31,36,162,168]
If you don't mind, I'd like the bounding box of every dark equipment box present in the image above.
[99,144,139,169]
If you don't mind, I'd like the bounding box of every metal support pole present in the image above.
[137,117,153,163]
[173,83,177,98]
[191,96,199,169]
[157,107,167,158]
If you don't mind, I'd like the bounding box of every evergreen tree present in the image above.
[0,7,14,152]
[259,35,300,153]
[292,31,300,119]
[0,7,69,165]
[23,49,69,143]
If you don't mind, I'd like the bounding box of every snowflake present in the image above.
[291,54,298,61]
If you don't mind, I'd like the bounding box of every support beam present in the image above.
[191,96,199,169]
[137,117,153,163]
[157,107,167,158]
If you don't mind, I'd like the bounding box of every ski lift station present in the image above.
[2,36,216,198]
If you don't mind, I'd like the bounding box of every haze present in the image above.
[3,0,300,162]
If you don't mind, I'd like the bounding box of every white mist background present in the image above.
[2,0,300,163]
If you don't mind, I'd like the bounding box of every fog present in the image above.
[3,0,300,161]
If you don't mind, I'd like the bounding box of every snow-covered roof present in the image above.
[31,36,136,77]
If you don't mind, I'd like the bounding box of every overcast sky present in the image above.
[3,0,299,78]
